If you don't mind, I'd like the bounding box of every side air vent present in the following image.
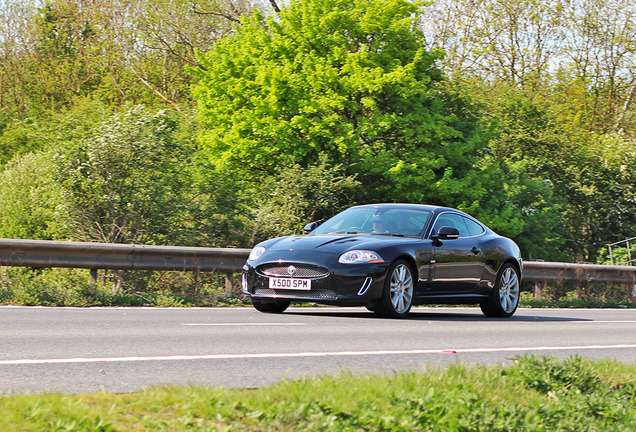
[357,277,373,296]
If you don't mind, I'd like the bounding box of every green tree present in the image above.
[247,156,361,243]
[55,106,193,244]
[176,154,252,248]
[0,0,38,115]
[0,0,256,120]
[193,0,488,207]
[0,150,68,239]
[0,117,45,164]
[571,132,636,260]
[559,0,636,133]
[483,91,636,261]
[30,0,101,110]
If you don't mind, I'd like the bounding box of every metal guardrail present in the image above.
[0,239,247,273]
[0,239,635,288]
[523,261,636,284]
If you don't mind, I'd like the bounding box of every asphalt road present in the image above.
[1,306,635,394]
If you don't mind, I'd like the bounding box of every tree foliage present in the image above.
[194,0,494,212]
[0,0,259,117]
[421,0,636,134]
[247,156,361,243]
[0,150,68,240]
[0,0,633,275]
[420,0,636,260]
[55,106,193,244]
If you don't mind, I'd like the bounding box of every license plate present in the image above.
[268,277,311,290]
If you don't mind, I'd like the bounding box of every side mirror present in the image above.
[303,222,319,234]
[432,226,460,241]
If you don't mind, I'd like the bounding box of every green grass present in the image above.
[518,290,636,309]
[1,356,634,431]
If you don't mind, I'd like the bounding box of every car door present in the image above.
[428,213,486,294]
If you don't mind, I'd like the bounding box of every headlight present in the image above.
[248,246,266,261]
[338,250,384,264]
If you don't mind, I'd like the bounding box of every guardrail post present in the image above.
[533,259,544,300]
[534,281,544,300]
[225,273,234,295]
[90,269,98,283]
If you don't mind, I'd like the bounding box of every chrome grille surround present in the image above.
[253,288,337,300]
[257,263,329,279]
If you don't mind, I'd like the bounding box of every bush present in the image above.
[0,150,68,240]
[55,105,194,245]
[246,156,361,244]
[0,267,247,307]
[598,245,636,266]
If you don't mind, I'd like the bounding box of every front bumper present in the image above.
[242,260,388,305]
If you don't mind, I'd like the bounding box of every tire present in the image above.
[251,297,291,314]
[375,259,414,318]
[480,263,520,318]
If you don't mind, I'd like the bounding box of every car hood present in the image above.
[262,234,414,254]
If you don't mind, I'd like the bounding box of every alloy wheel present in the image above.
[389,263,414,315]
[498,267,519,314]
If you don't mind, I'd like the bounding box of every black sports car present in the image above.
[242,204,523,318]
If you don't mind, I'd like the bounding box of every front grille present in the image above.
[257,263,329,278]
[254,288,337,300]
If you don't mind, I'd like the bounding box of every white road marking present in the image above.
[1,344,635,366]
[574,321,636,324]
[182,323,307,326]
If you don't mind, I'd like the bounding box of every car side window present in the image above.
[432,213,470,237]
[463,217,485,236]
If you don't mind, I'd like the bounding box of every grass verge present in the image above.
[1,355,634,431]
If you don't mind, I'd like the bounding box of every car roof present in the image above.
[352,203,458,213]
[351,203,486,229]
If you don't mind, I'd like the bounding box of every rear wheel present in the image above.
[251,297,291,314]
[375,260,414,318]
[480,263,520,318]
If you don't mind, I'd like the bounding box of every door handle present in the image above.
[471,247,481,255]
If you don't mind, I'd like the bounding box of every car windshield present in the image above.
[311,207,432,237]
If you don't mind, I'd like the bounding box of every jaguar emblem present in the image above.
[287,265,297,276]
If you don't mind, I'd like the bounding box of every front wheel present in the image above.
[375,260,414,318]
[251,298,291,314]
[480,263,520,318]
